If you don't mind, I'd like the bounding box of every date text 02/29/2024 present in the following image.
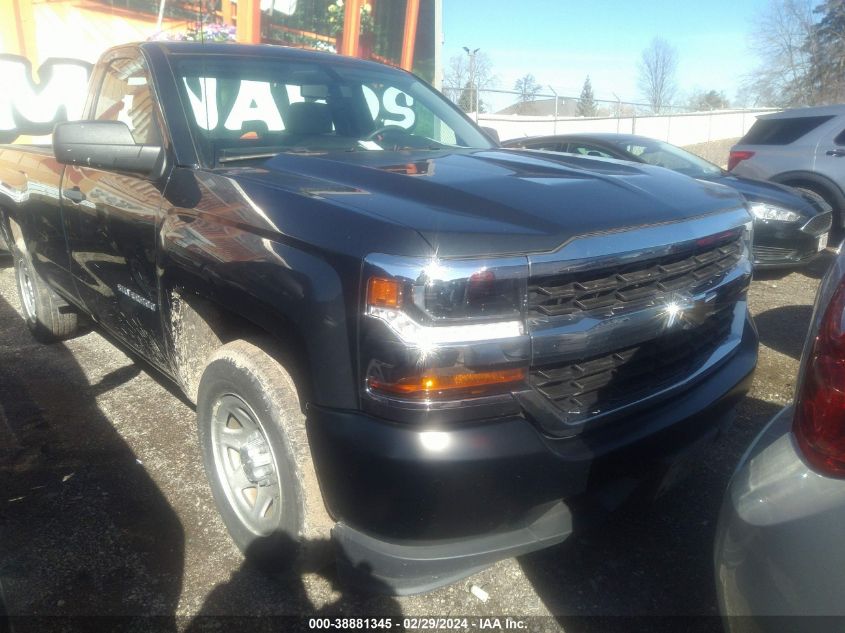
[308,617,530,630]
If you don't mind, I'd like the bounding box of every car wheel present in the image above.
[196,339,331,571]
[13,249,78,342]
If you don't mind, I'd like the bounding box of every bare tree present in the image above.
[745,0,819,106]
[637,38,678,114]
[444,50,496,112]
[513,74,541,103]
[743,0,845,106]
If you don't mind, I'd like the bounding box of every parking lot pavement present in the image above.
[0,249,835,631]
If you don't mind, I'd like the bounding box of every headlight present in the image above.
[360,254,530,410]
[749,202,803,223]
[366,255,526,324]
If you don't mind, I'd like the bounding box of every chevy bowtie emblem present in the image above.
[663,292,716,329]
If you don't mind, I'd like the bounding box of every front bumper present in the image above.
[307,315,758,594]
[752,213,831,268]
[715,405,845,626]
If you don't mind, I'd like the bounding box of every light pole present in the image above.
[548,85,558,134]
[463,46,479,120]
[612,91,622,133]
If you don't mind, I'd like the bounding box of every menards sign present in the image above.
[0,0,439,143]
[0,55,91,143]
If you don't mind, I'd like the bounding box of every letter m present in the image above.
[0,55,92,142]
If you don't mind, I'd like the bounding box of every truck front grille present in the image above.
[527,234,743,319]
[523,217,752,432]
[528,305,735,424]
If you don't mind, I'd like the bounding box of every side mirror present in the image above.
[481,126,500,144]
[53,121,163,176]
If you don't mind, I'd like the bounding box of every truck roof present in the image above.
[138,41,400,73]
[756,104,845,119]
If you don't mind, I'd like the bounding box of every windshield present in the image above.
[614,138,723,178]
[172,55,494,166]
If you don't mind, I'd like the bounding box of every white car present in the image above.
[730,105,845,230]
[715,246,845,630]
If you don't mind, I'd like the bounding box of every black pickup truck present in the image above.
[0,42,757,594]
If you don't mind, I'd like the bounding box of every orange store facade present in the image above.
[0,0,441,143]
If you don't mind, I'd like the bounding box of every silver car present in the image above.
[730,105,845,229]
[715,247,845,630]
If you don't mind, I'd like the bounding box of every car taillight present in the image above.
[794,281,845,477]
[728,150,755,171]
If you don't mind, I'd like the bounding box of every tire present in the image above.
[13,249,78,342]
[196,339,332,571]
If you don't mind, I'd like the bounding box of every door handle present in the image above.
[63,187,86,203]
[826,148,845,157]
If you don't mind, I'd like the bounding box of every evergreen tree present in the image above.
[577,76,598,117]
[747,0,845,106]
[808,0,845,103]
[688,89,730,111]
[458,82,485,113]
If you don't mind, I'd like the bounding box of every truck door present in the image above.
[0,148,79,304]
[815,125,845,194]
[62,54,168,368]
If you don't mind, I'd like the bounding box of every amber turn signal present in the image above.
[367,277,403,308]
[368,367,527,399]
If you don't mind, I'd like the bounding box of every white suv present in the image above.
[730,105,845,228]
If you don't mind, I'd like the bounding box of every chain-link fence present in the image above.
[442,86,778,147]
[442,86,696,118]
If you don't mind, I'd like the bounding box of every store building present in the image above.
[0,0,440,142]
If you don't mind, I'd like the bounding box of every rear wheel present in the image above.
[13,249,77,342]
[196,340,331,571]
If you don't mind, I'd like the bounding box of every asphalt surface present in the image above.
[0,247,835,632]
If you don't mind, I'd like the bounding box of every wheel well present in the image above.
[776,176,845,227]
[0,212,25,255]
[781,178,836,202]
[169,290,312,409]
[0,210,10,252]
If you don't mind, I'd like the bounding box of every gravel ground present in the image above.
[0,248,835,632]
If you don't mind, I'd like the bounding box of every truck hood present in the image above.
[235,148,746,258]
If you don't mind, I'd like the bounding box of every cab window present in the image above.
[567,143,615,158]
[94,57,161,145]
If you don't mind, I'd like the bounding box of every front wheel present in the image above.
[196,340,331,570]
[13,250,77,342]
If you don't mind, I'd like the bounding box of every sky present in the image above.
[441,0,771,109]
